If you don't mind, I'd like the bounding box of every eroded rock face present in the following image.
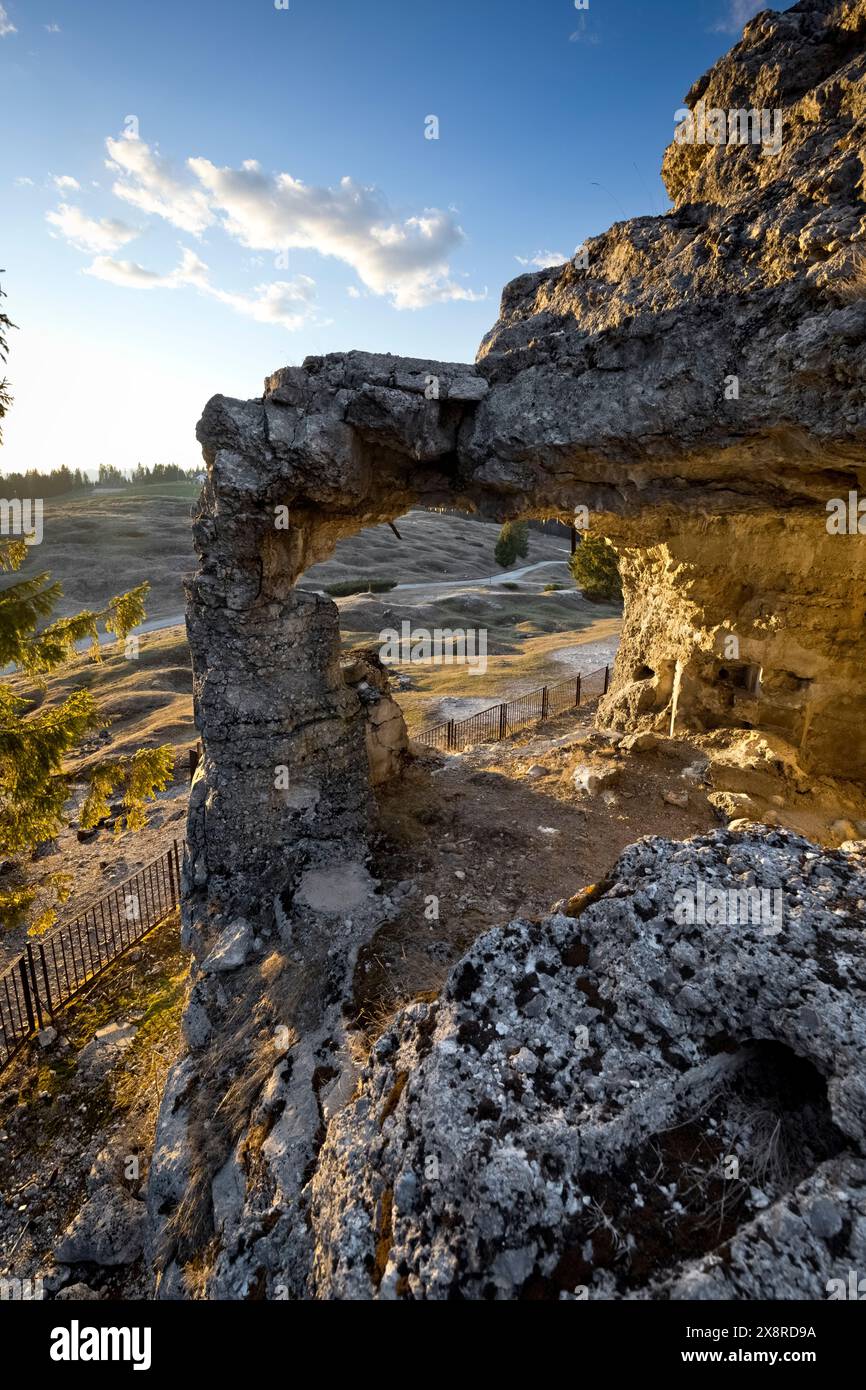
[310,828,866,1300]
[188,0,866,812]
[342,646,411,787]
[151,0,866,1296]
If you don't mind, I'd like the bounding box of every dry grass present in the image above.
[834,250,866,304]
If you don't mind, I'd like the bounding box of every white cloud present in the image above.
[205,275,318,329]
[106,133,214,236]
[44,22,61,33]
[516,250,568,270]
[46,203,139,255]
[0,5,16,37]
[53,174,81,193]
[712,0,778,34]
[85,254,187,290]
[15,176,34,187]
[57,129,481,323]
[188,157,481,308]
[85,245,319,330]
[101,132,480,308]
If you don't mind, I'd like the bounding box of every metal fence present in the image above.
[0,839,182,1073]
[415,665,610,753]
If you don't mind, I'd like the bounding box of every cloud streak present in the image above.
[0,4,16,37]
[48,128,481,329]
[104,131,480,309]
[85,246,320,330]
[712,1,777,35]
[46,203,139,255]
[516,249,568,270]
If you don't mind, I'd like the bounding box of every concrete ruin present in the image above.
[148,0,866,1298]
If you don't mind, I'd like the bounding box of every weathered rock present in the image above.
[621,732,659,754]
[309,827,866,1299]
[75,1023,136,1084]
[56,1187,146,1268]
[342,646,410,786]
[152,0,866,1299]
[664,789,690,808]
[201,918,253,975]
[572,763,621,795]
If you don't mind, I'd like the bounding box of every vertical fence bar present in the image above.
[59,933,72,995]
[10,968,26,1034]
[25,945,44,1030]
[148,862,160,923]
[167,842,178,911]
[18,958,36,1034]
[83,912,98,979]
[541,686,549,721]
[3,975,18,1034]
[604,665,610,695]
[38,945,53,1019]
[113,889,127,952]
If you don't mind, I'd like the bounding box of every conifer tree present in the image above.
[0,282,174,933]
[569,533,623,601]
[513,521,530,560]
[494,521,520,570]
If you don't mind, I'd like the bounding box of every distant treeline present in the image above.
[0,463,200,496]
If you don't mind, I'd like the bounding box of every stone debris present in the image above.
[310,828,866,1300]
[55,1185,146,1268]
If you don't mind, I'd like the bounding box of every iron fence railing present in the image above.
[0,839,182,1073]
[415,665,610,753]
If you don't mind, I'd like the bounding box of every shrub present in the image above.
[569,534,623,601]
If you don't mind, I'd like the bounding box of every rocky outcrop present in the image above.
[342,647,410,787]
[150,0,866,1297]
[310,827,866,1300]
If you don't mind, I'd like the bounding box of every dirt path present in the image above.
[357,703,719,1037]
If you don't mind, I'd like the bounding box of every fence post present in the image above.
[167,843,178,908]
[603,665,610,695]
[499,704,507,740]
[38,945,54,1019]
[447,720,456,751]
[576,675,582,707]
[17,958,36,1034]
[26,945,45,1030]
[541,686,549,721]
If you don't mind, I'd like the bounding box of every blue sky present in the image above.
[0,0,779,474]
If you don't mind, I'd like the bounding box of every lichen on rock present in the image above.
[310,828,866,1300]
